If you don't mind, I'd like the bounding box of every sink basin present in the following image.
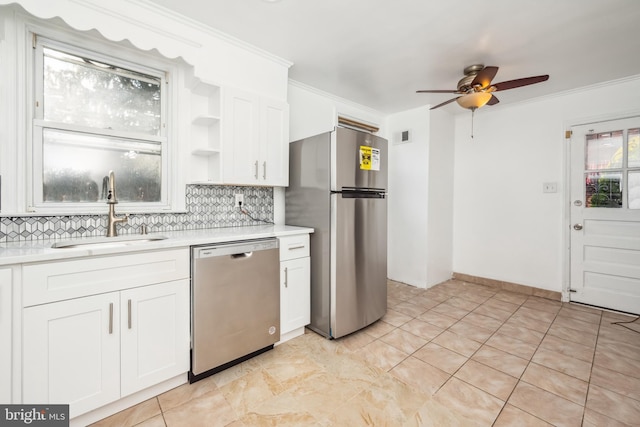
[51,235,168,249]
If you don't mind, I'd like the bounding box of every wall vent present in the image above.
[337,116,379,134]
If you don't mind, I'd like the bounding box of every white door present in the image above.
[23,293,120,418]
[569,117,640,314]
[120,280,190,397]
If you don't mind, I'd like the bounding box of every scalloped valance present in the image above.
[0,0,291,91]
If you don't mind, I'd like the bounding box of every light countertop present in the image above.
[0,225,313,265]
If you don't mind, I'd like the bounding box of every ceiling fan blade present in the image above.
[471,66,499,89]
[487,95,500,106]
[430,97,459,110]
[416,89,458,93]
[492,75,549,91]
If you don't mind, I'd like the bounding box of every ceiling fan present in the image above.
[417,64,549,111]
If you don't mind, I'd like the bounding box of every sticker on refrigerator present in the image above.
[359,146,380,171]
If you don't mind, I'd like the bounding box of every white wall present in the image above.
[452,76,640,292]
[288,80,385,142]
[426,109,455,285]
[386,107,430,286]
[386,107,454,288]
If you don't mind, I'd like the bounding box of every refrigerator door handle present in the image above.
[334,190,386,199]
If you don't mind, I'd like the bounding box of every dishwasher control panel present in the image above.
[192,238,279,258]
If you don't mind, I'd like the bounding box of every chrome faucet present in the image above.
[106,170,128,237]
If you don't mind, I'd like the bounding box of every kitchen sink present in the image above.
[51,234,168,249]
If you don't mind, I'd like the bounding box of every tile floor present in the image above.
[91,279,640,426]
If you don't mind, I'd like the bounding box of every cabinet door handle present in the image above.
[128,299,132,329]
[108,302,113,334]
[263,161,267,180]
[284,267,288,288]
[254,161,259,179]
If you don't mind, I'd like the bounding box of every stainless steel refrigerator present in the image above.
[286,127,387,338]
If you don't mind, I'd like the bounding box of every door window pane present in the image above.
[43,47,161,136]
[629,128,640,168]
[43,129,161,203]
[586,130,623,170]
[630,171,640,209]
[585,172,622,208]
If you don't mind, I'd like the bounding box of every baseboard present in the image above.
[277,326,306,345]
[70,374,187,427]
[452,272,561,301]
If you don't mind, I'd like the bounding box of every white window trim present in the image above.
[2,10,187,215]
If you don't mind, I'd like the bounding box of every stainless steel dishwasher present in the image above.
[190,238,280,383]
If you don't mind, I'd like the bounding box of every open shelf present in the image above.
[190,79,222,183]
[192,115,220,126]
[192,148,221,156]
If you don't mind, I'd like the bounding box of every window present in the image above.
[30,35,173,213]
[584,127,640,208]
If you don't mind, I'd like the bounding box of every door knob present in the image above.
[573,223,583,230]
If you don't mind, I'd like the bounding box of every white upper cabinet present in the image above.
[223,87,289,186]
[223,88,261,185]
[260,99,289,186]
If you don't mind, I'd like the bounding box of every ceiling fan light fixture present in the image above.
[456,92,492,110]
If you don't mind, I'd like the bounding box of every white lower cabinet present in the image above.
[280,257,310,335]
[23,292,120,418]
[0,268,13,403]
[120,281,190,396]
[23,279,189,419]
[279,234,311,341]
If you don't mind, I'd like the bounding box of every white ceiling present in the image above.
[148,0,640,114]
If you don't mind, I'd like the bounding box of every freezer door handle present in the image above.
[338,191,386,199]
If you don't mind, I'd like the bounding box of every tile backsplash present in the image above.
[0,185,273,243]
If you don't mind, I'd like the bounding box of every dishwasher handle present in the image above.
[231,252,253,259]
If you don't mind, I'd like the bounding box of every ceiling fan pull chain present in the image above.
[471,108,475,139]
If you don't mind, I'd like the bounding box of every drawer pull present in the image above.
[288,245,305,250]
[108,303,114,334]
